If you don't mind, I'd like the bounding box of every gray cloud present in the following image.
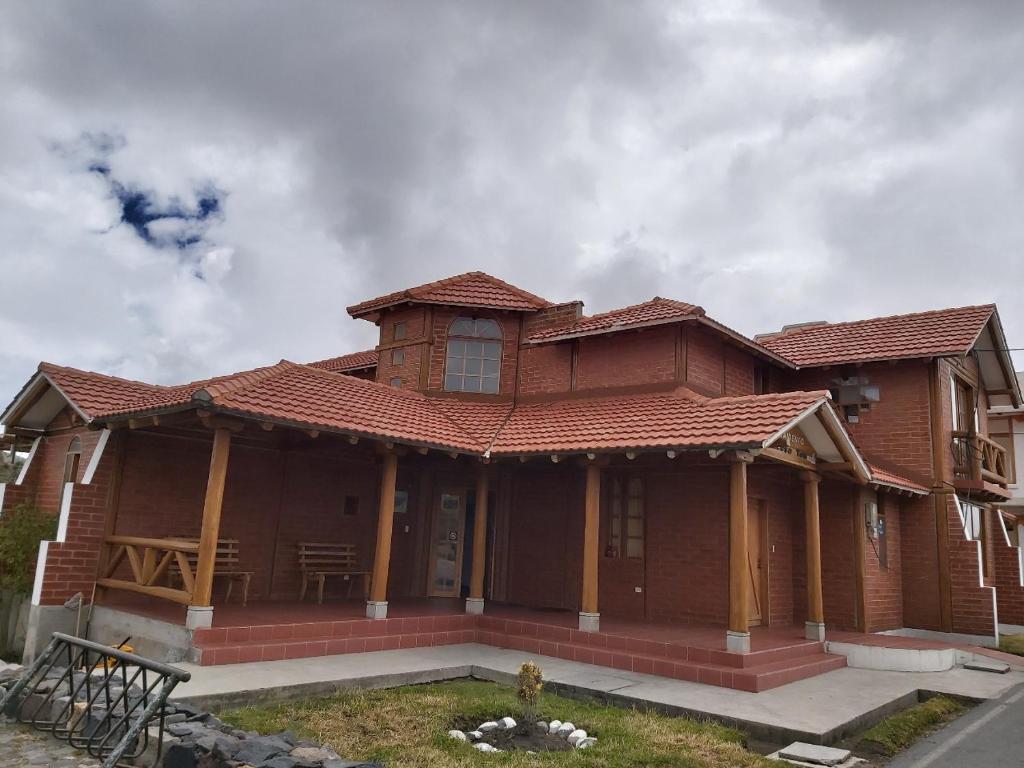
[1,0,1022,405]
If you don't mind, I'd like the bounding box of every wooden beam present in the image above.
[468,467,490,601]
[803,471,824,627]
[196,411,247,433]
[817,461,852,472]
[759,446,817,472]
[928,360,954,632]
[369,451,399,604]
[729,457,750,637]
[192,428,232,607]
[581,461,601,616]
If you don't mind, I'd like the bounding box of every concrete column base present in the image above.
[578,611,600,633]
[366,600,388,620]
[726,630,751,654]
[805,621,826,642]
[185,606,214,630]
[465,597,485,615]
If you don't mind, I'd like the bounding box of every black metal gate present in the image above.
[0,632,191,767]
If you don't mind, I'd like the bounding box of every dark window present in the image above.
[58,436,82,510]
[393,321,406,341]
[754,365,770,394]
[443,317,502,394]
[390,377,402,387]
[343,495,359,516]
[392,348,405,365]
[605,475,644,559]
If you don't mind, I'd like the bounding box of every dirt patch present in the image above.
[478,724,574,752]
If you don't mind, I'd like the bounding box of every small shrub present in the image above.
[517,660,544,723]
[0,504,57,593]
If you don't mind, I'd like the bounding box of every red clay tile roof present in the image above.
[38,363,182,418]
[347,271,551,318]
[759,305,996,366]
[526,297,705,342]
[307,349,379,373]
[869,464,930,495]
[488,389,829,455]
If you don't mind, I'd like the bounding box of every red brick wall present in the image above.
[574,326,677,391]
[375,305,429,390]
[786,361,933,484]
[808,481,858,630]
[723,348,756,397]
[945,495,997,635]
[523,302,583,337]
[900,494,943,630]
[517,343,573,396]
[686,327,724,395]
[863,491,904,631]
[990,511,1024,626]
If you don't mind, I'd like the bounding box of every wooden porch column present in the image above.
[188,428,232,629]
[466,465,489,614]
[803,471,826,641]
[727,454,751,653]
[580,461,602,632]
[367,450,399,619]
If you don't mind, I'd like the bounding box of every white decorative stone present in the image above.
[478,721,499,733]
[467,730,483,741]
[576,737,597,749]
[535,721,548,733]
[548,720,562,734]
[567,729,587,745]
[556,722,575,738]
[473,742,496,752]
[498,717,516,730]
[447,730,467,742]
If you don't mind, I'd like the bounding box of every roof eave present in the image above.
[349,297,544,320]
[525,314,701,345]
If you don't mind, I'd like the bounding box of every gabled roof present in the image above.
[758,305,997,366]
[307,349,379,373]
[526,297,704,342]
[347,271,551,319]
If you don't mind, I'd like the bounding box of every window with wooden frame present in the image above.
[393,321,406,341]
[443,317,502,394]
[58,436,82,510]
[753,365,770,395]
[604,475,644,559]
[391,348,405,366]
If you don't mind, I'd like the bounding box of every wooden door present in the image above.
[427,490,466,597]
[746,499,768,626]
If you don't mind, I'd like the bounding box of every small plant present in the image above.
[0,504,57,593]
[516,661,544,723]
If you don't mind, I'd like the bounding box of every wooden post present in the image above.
[189,428,232,628]
[368,450,398,618]
[803,471,825,641]
[466,466,489,614]
[579,461,601,631]
[727,456,750,652]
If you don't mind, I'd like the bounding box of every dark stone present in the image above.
[196,732,239,759]
[258,757,318,768]
[162,742,198,768]
[235,741,287,765]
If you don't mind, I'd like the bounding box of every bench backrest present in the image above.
[169,537,243,572]
[298,542,359,572]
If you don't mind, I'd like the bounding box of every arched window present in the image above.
[444,317,502,394]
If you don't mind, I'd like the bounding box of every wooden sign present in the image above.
[774,427,816,463]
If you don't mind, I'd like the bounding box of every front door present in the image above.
[746,499,768,626]
[427,490,466,597]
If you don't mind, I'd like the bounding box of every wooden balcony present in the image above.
[952,431,1012,501]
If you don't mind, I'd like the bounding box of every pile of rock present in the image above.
[447,716,596,753]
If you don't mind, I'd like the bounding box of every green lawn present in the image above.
[220,679,770,768]
[998,634,1024,657]
[858,695,966,757]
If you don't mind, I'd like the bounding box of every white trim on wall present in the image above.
[81,429,110,485]
[0,483,5,517]
[56,483,73,543]
[31,541,48,606]
[15,437,41,485]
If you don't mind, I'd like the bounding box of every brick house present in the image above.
[1,271,1020,691]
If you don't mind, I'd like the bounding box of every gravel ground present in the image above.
[0,724,101,767]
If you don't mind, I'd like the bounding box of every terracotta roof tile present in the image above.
[759,305,995,366]
[527,297,704,342]
[869,463,930,495]
[488,389,828,455]
[347,271,551,317]
[306,349,378,373]
[39,363,183,418]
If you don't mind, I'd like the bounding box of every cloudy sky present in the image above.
[1,1,1023,403]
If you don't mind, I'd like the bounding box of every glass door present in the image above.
[428,491,466,597]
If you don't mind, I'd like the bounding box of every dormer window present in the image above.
[444,317,502,394]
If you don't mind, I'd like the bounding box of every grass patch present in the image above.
[859,695,966,757]
[998,634,1024,657]
[220,679,771,767]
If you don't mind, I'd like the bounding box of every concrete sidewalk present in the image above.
[168,642,1024,745]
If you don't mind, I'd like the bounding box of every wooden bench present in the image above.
[168,537,254,606]
[298,542,370,604]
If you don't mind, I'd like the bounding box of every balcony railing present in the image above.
[952,430,1010,490]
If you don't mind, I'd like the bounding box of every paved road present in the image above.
[888,681,1024,768]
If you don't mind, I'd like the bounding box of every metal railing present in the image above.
[0,632,190,767]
